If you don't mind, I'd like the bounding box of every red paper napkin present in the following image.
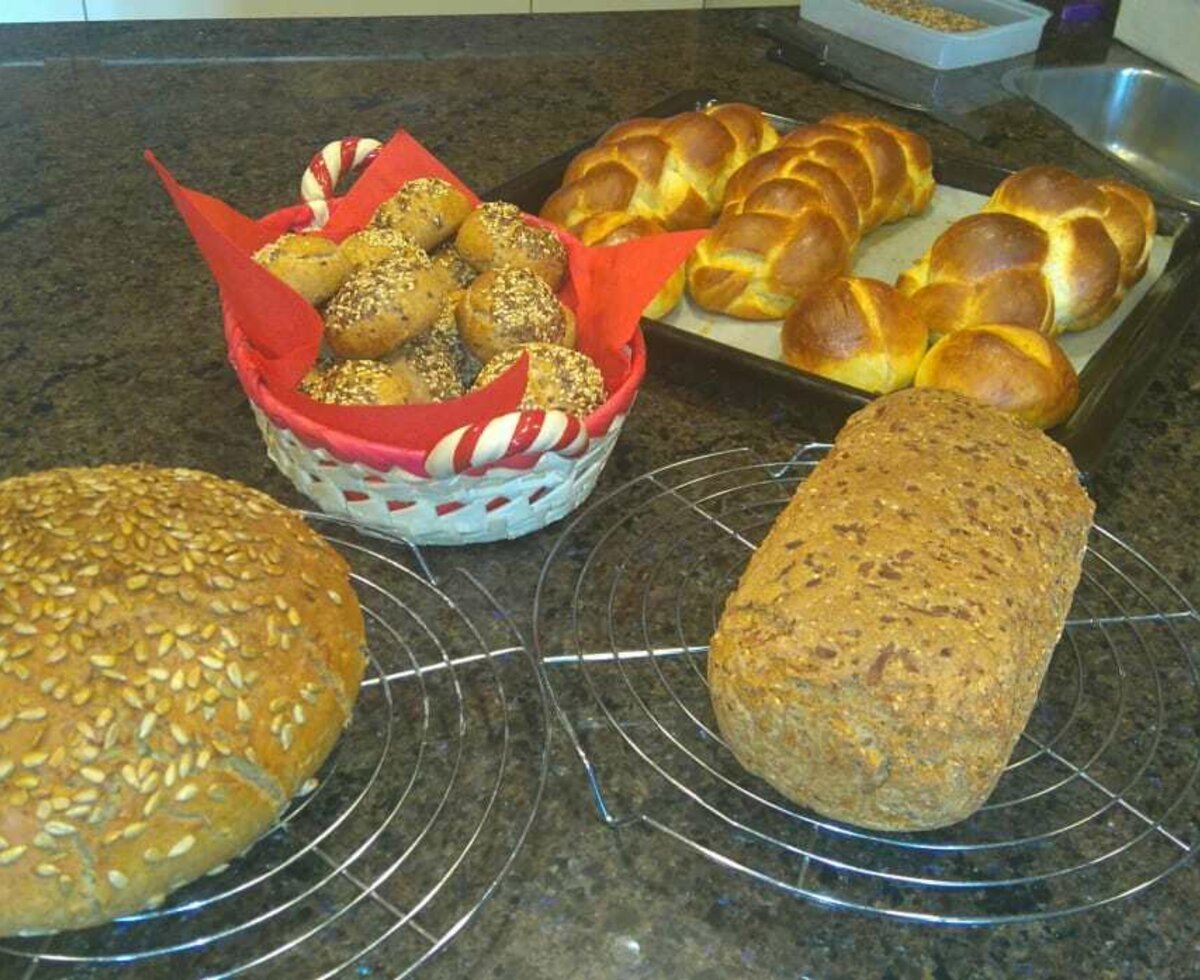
[148,129,704,454]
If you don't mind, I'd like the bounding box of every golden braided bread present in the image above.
[539,102,780,233]
[781,276,928,395]
[781,113,935,226]
[898,166,1156,335]
[686,113,934,320]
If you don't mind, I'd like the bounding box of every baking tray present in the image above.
[486,88,1200,474]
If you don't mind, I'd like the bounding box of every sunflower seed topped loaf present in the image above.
[0,465,366,936]
[708,388,1094,831]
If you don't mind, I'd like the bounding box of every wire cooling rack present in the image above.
[1,515,549,979]
[533,445,1200,925]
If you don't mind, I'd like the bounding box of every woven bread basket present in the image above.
[227,298,642,546]
[223,140,644,546]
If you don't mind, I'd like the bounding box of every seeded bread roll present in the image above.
[384,300,466,403]
[253,233,350,306]
[472,342,607,417]
[709,389,1094,831]
[0,466,366,936]
[323,257,453,359]
[455,202,568,290]
[456,267,576,363]
[370,177,473,251]
[299,359,427,405]
[338,227,430,273]
[430,244,479,289]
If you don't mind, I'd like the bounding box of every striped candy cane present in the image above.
[425,410,589,480]
[298,136,382,230]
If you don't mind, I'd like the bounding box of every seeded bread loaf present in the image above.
[708,388,1094,831]
[0,466,366,936]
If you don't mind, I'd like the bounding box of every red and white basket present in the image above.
[151,133,699,547]
[228,137,645,546]
[226,295,643,546]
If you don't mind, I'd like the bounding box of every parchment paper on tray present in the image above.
[663,184,1176,376]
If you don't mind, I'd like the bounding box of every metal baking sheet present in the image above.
[661,183,1178,376]
[486,88,1200,473]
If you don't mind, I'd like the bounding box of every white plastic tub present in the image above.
[800,0,1052,70]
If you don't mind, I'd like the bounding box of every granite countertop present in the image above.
[2,7,1199,978]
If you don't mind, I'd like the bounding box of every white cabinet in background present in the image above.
[82,0,525,18]
[531,0,700,10]
[1115,0,1200,85]
[4,0,84,22]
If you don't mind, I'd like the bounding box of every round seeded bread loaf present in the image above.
[0,466,366,936]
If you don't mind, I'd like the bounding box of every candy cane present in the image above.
[425,410,589,480]
[298,136,382,230]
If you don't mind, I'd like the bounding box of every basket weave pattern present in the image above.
[252,404,629,546]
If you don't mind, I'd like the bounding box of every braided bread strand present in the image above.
[685,114,934,320]
[539,103,780,233]
[899,166,1156,336]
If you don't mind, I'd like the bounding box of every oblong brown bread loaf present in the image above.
[0,466,366,936]
[708,388,1094,831]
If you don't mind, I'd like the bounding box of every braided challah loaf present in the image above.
[539,102,780,233]
[896,212,1057,336]
[686,113,934,320]
[898,166,1156,335]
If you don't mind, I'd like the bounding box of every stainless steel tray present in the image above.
[1006,64,1200,209]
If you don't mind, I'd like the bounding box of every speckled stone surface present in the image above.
[1,8,1199,978]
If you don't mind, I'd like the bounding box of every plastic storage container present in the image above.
[799,0,1051,70]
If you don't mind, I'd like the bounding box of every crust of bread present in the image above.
[915,324,1080,428]
[708,389,1094,831]
[781,277,928,393]
[0,466,366,935]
